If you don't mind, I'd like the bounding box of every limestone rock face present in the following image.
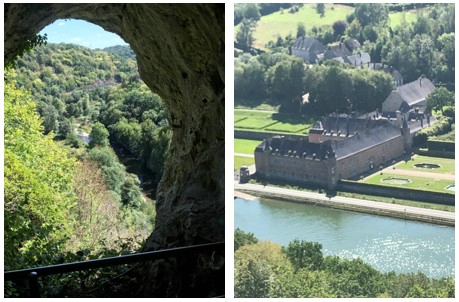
[4,4,225,297]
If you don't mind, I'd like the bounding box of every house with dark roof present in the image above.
[290,36,325,64]
[323,42,352,60]
[382,77,436,115]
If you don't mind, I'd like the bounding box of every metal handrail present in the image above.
[4,241,224,297]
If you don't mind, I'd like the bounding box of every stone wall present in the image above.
[337,135,405,179]
[255,150,336,187]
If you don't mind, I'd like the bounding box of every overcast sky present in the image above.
[40,19,128,49]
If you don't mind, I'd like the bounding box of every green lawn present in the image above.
[236,4,423,49]
[388,10,420,28]
[235,138,261,154]
[243,4,353,49]
[395,155,455,174]
[235,109,315,134]
[235,155,255,170]
[363,173,454,194]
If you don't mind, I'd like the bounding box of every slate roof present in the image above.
[382,78,435,112]
[257,115,402,161]
[292,36,324,53]
[256,136,335,160]
[347,52,371,67]
[323,43,352,60]
[334,122,401,159]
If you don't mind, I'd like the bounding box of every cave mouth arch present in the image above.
[5,3,225,297]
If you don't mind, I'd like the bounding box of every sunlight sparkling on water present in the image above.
[234,198,455,279]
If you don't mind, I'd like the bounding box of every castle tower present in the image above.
[401,115,412,151]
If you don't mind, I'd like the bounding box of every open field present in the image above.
[235,138,261,154]
[235,109,314,134]
[388,10,418,28]
[394,155,455,174]
[363,172,454,194]
[235,155,255,170]
[247,4,353,49]
[236,4,422,50]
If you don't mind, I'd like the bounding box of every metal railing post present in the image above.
[28,272,40,298]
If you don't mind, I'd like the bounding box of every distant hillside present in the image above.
[103,45,136,60]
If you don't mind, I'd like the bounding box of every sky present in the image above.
[39,19,128,49]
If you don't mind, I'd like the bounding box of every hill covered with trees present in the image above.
[5,43,171,296]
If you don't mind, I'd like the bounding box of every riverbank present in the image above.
[235,183,454,226]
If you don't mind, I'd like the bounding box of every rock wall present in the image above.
[4,3,225,297]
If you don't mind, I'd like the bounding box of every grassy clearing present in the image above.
[235,109,315,134]
[388,9,422,28]
[363,172,454,194]
[248,4,353,49]
[235,138,261,154]
[235,155,255,170]
[395,155,455,174]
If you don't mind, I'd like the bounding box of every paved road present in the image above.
[234,183,455,223]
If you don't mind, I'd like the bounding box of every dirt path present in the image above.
[382,167,455,181]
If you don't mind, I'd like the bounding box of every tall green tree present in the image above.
[236,18,257,49]
[4,71,77,270]
[89,122,109,148]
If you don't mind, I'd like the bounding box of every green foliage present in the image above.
[234,235,455,298]
[413,116,453,147]
[4,71,77,271]
[234,241,292,298]
[282,239,324,271]
[89,122,109,148]
[234,228,258,251]
[236,18,257,49]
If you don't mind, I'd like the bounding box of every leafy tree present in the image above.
[332,20,347,37]
[234,228,258,251]
[235,241,291,298]
[236,18,257,49]
[316,3,325,17]
[265,56,305,107]
[243,3,261,21]
[296,23,306,37]
[282,239,324,271]
[89,122,109,148]
[352,3,389,27]
[4,71,77,270]
[426,86,454,111]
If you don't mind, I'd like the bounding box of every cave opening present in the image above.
[4,3,225,298]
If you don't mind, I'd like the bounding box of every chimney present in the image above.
[419,77,422,87]
[339,43,342,49]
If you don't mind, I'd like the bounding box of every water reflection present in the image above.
[235,197,455,279]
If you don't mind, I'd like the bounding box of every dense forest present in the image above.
[234,229,455,298]
[5,43,171,296]
[234,3,455,116]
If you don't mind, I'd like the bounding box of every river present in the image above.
[235,197,455,279]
